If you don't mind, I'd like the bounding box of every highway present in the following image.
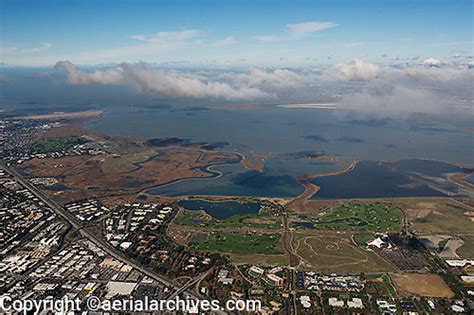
[0,161,200,300]
[167,271,209,300]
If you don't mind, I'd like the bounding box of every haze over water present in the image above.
[82,105,474,199]
[87,105,474,166]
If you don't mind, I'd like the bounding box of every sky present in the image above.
[1,0,472,66]
[0,0,472,117]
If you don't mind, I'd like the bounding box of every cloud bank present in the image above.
[332,59,380,81]
[422,58,442,67]
[55,61,269,100]
[54,59,473,115]
[55,61,123,85]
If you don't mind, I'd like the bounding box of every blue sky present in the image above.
[1,0,472,66]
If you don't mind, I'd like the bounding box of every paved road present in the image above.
[0,162,199,300]
[168,271,209,300]
[282,214,300,267]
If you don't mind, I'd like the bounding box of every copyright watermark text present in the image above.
[0,295,261,314]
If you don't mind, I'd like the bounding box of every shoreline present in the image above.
[14,110,104,120]
[285,159,358,211]
[137,152,243,197]
[137,155,472,203]
[26,116,473,203]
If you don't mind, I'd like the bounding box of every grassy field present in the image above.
[457,235,474,258]
[227,253,288,265]
[365,273,398,297]
[411,206,473,234]
[264,255,289,265]
[174,209,282,229]
[291,231,395,273]
[30,136,88,153]
[309,202,402,232]
[381,274,397,296]
[190,231,283,254]
[389,198,473,234]
[353,233,375,246]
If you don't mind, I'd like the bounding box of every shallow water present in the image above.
[178,199,262,220]
[310,160,465,199]
[467,175,474,184]
[85,106,473,198]
[147,158,338,197]
[86,106,474,165]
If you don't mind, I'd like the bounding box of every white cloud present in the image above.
[335,63,473,115]
[221,68,303,88]
[256,21,337,42]
[343,42,366,48]
[0,46,17,54]
[54,59,473,115]
[55,61,269,100]
[462,60,474,69]
[331,59,380,81]
[340,85,458,115]
[124,64,268,100]
[3,30,207,66]
[404,66,468,81]
[254,34,287,42]
[51,30,205,65]
[286,21,338,35]
[21,42,52,53]
[212,37,237,47]
[1,42,52,55]
[55,61,123,85]
[422,57,442,67]
[130,29,203,43]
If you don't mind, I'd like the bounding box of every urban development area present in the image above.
[0,111,472,314]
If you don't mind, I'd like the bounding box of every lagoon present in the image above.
[178,199,262,220]
[311,160,467,200]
